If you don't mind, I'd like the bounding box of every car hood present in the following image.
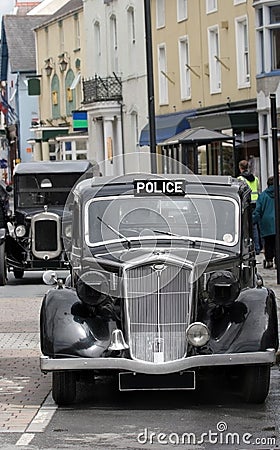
[16,206,66,218]
[90,242,237,269]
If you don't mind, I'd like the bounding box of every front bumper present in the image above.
[41,349,276,374]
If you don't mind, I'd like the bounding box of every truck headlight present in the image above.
[186,322,210,347]
[15,225,26,237]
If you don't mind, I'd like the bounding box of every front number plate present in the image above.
[119,371,195,391]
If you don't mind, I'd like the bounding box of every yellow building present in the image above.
[31,0,87,161]
[144,0,259,176]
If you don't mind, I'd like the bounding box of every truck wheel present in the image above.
[52,371,76,405]
[0,242,7,286]
[14,269,24,279]
[242,365,270,403]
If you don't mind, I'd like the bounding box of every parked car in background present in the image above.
[40,174,279,405]
[0,180,13,285]
[0,160,99,285]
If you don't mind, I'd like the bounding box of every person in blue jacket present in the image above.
[253,176,276,268]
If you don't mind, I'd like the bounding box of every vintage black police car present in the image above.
[1,160,97,285]
[40,174,279,405]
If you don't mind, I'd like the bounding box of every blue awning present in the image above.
[139,110,196,146]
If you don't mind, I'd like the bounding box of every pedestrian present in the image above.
[238,159,261,254]
[253,176,276,268]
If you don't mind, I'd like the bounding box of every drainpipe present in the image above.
[144,0,157,173]
[118,100,125,174]
[15,73,20,161]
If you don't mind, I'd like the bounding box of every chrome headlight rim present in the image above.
[15,224,26,238]
[186,322,210,347]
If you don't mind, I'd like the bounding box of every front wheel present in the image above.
[52,371,76,406]
[241,365,271,403]
[0,242,7,286]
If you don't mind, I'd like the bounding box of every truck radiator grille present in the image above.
[125,264,190,363]
[34,220,58,251]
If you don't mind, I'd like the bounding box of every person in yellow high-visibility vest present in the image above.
[238,159,261,254]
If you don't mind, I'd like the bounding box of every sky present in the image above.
[0,0,15,16]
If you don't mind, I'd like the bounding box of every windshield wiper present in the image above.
[153,229,197,246]
[97,216,131,249]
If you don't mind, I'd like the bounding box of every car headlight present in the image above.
[76,271,109,306]
[15,224,26,237]
[186,322,210,347]
[64,224,72,238]
[207,271,240,305]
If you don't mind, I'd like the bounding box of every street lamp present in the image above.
[144,0,157,173]
[59,52,69,72]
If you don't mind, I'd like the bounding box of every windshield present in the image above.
[86,195,239,247]
[16,173,81,207]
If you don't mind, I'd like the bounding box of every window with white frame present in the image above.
[45,27,49,56]
[94,21,101,73]
[235,16,250,87]
[178,36,191,100]
[58,21,64,53]
[158,44,168,105]
[156,0,165,29]
[74,14,80,49]
[256,5,280,73]
[208,26,221,93]
[206,0,217,14]
[127,6,136,44]
[177,0,188,22]
[110,14,118,73]
[131,111,139,148]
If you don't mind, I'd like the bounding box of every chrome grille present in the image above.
[125,264,190,363]
[31,212,61,259]
[34,220,57,251]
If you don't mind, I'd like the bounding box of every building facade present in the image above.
[253,0,280,185]
[147,0,260,178]
[32,0,85,161]
[82,0,150,175]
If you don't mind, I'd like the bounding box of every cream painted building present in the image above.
[144,0,259,177]
[31,0,86,161]
[82,0,150,175]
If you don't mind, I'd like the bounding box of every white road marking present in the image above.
[15,392,57,446]
[15,433,35,446]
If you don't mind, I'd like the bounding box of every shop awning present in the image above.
[139,110,196,146]
[158,127,234,146]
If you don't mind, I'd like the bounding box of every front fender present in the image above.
[0,228,5,245]
[209,287,279,354]
[40,288,111,358]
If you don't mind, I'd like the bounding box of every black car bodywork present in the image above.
[40,174,279,405]
[1,160,98,285]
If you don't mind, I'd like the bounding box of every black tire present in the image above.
[242,365,271,403]
[14,269,24,279]
[52,371,76,406]
[0,242,7,286]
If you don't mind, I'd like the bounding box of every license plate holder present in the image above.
[119,371,195,391]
